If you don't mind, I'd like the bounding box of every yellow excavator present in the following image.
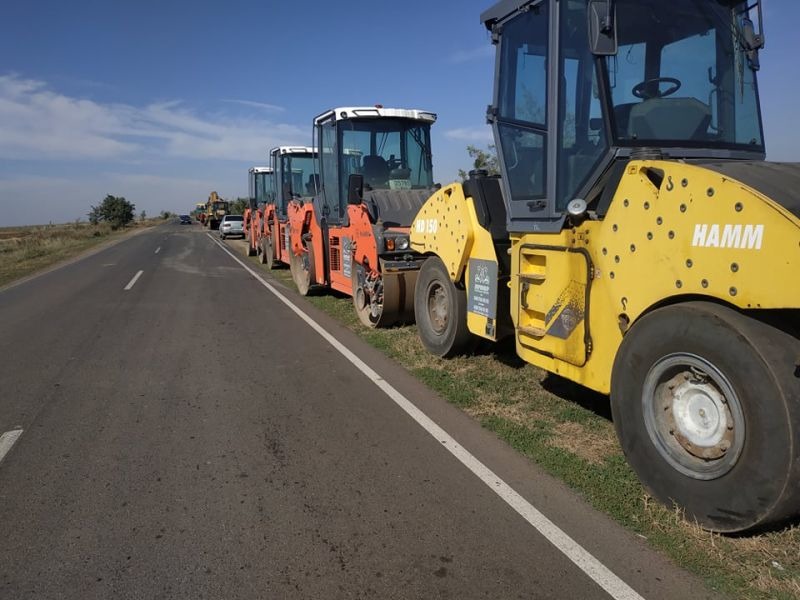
[411,0,799,533]
[204,191,229,230]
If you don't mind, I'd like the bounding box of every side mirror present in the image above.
[588,0,617,56]
[347,174,364,205]
[741,17,764,71]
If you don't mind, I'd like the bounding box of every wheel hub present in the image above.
[643,354,745,480]
[666,374,734,460]
[428,285,448,333]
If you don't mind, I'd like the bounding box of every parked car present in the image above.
[179,214,192,224]
[219,215,245,239]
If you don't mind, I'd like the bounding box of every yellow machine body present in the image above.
[410,183,503,340]
[512,160,800,393]
[412,161,800,393]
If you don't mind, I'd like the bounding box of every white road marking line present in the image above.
[208,233,645,600]
[155,247,161,254]
[0,429,23,465]
[124,270,144,290]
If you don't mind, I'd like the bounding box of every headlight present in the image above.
[384,235,409,252]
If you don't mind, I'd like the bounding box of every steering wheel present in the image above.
[632,77,682,100]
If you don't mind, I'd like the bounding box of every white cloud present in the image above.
[444,127,494,143]
[0,74,305,162]
[447,45,494,64]
[223,99,286,112]
[0,76,139,159]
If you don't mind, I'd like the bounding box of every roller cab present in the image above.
[193,203,205,223]
[246,166,273,257]
[289,107,438,328]
[262,147,314,268]
[425,0,800,532]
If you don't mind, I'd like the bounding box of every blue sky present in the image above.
[0,0,797,226]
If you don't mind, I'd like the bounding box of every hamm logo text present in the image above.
[692,224,764,250]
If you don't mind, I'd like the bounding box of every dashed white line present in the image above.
[0,429,23,465]
[208,233,645,600]
[124,270,144,290]
[155,247,161,254]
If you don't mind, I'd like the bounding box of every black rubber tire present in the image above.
[414,256,473,358]
[611,301,800,533]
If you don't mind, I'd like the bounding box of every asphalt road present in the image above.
[0,223,723,599]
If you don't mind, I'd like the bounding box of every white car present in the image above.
[219,215,245,239]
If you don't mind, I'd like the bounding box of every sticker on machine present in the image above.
[467,258,497,319]
[342,237,353,279]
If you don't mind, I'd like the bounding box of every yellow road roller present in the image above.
[411,0,799,533]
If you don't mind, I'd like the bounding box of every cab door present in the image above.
[490,0,607,367]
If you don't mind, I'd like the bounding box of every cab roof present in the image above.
[481,0,538,29]
[269,146,316,156]
[314,106,437,125]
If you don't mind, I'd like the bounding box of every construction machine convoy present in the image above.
[204,191,229,230]
[287,107,437,327]
[245,166,274,257]
[409,0,799,533]
[220,0,797,533]
[258,147,316,268]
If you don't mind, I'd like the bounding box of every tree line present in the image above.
[88,195,175,229]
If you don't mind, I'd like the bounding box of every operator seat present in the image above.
[362,155,390,189]
[306,173,320,196]
[628,98,711,140]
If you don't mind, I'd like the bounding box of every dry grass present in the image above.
[0,221,153,288]
[642,501,800,598]
[548,421,619,465]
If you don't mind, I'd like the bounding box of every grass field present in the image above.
[0,221,155,289]
[240,247,799,600]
